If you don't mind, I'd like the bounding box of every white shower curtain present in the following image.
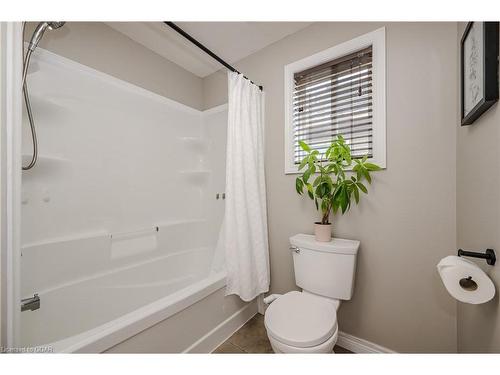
[215,72,270,302]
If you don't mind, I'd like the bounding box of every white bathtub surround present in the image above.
[216,72,270,302]
[16,48,242,352]
[20,47,207,245]
[21,221,221,351]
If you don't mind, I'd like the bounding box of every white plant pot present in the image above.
[314,222,332,242]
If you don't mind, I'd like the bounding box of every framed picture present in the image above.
[460,22,499,126]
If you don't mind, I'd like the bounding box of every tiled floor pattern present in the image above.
[213,314,352,353]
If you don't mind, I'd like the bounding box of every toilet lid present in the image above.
[264,291,337,348]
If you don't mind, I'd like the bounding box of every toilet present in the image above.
[264,234,359,353]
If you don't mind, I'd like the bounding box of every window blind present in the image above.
[293,46,373,164]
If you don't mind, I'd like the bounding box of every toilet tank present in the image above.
[290,234,360,300]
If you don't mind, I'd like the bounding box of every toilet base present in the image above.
[267,326,338,353]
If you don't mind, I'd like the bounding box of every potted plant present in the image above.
[295,135,381,242]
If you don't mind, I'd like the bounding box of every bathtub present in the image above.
[20,221,255,353]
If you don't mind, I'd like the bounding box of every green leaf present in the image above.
[298,157,308,171]
[311,163,317,175]
[365,162,381,171]
[295,178,304,195]
[321,199,327,212]
[299,140,311,152]
[332,199,339,214]
[333,183,342,198]
[340,187,349,213]
[325,147,331,160]
[344,153,352,165]
[356,182,368,194]
[322,182,332,197]
[353,185,360,204]
[363,169,372,184]
[315,184,322,197]
[303,168,312,183]
[325,177,333,190]
[313,175,321,187]
[308,158,314,169]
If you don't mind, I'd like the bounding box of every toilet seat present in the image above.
[264,291,337,348]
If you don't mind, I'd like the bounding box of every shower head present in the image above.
[22,21,66,171]
[27,21,66,52]
[47,22,66,29]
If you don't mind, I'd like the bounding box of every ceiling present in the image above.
[106,22,312,77]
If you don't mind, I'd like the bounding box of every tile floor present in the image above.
[213,314,352,353]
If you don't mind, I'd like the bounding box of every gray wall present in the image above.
[203,22,459,353]
[456,23,500,353]
[24,22,204,110]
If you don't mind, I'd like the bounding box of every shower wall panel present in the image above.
[21,48,206,246]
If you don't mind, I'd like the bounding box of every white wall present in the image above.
[203,22,459,353]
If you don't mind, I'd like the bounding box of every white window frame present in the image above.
[284,27,386,174]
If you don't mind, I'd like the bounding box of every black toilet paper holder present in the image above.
[457,248,496,266]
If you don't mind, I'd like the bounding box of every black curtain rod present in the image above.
[163,22,263,91]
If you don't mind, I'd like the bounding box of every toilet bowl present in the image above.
[264,291,339,353]
[264,234,359,353]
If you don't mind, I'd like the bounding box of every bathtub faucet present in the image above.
[21,293,40,312]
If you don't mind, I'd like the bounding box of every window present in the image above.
[284,28,386,174]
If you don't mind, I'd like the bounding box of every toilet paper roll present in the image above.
[437,255,495,304]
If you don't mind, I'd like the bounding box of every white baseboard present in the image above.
[184,300,258,353]
[337,331,395,353]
